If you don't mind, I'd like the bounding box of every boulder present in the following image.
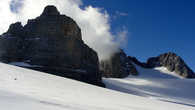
[0,5,104,86]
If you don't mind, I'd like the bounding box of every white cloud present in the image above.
[116,29,128,48]
[0,0,16,34]
[0,0,128,60]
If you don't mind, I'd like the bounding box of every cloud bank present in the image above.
[0,0,127,60]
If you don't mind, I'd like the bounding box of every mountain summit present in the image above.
[41,5,60,16]
[0,5,103,86]
[128,52,195,78]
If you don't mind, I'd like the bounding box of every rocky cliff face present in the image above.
[0,5,104,86]
[129,52,195,78]
[100,50,138,78]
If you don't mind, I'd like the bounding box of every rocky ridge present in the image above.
[100,50,194,78]
[128,52,195,78]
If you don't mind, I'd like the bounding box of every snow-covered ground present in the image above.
[0,63,194,110]
[103,64,195,108]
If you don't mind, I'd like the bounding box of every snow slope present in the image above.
[0,63,194,110]
[103,64,195,108]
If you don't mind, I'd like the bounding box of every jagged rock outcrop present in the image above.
[147,52,195,78]
[100,50,138,78]
[129,52,195,78]
[0,5,104,86]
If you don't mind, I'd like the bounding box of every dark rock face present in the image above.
[146,52,195,78]
[0,5,104,86]
[100,50,138,78]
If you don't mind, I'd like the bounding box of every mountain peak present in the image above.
[136,52,195,78]
[41,5,60,16]
[0,5,103,86]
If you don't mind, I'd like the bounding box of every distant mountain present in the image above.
[0,5,104,86]
[129,52,195,78]
[101,50,195,78]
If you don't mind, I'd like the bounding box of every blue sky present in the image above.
[83,0,195,71]
[10,0,24,13]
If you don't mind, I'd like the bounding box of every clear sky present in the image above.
[83,0,195,71]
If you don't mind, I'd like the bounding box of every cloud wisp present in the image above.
[115,11,128,17]
[0,0,127,60]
